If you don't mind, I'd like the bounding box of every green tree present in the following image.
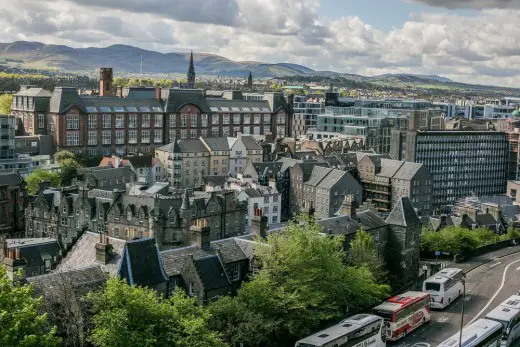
[25,169,61,194]
[348,229,387,283]
[501,226,520,241]
[88,278,226,347]
[0,266,61,346]
[0,93,12,114]
[53,150,76,165]
[59,158,81,186]
[209,215,390,346]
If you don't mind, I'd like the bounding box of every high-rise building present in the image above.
[292,95,324,138]
[392,130,509,213]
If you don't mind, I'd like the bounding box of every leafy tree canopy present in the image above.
[348,228,388,283]
[25,169,61,194]
[59,158,81,186]
[0,94,12,115]
[0,266,61,347]
[53,150,76,165]
[421,226,504,256]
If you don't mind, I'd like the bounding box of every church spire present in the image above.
[187,50,196,89]
[247,71,253,90]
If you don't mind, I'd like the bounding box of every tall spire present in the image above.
[247,71,253,90]
[187,50,196,89]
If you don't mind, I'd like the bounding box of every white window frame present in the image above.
[128,114,137,128]
[103,114,111,129]
[154,114,163,128]
[190,114,197,128]
[102,130,111,145]
[128,130,137,144]
[88,114,97,129]
[88,131,97,145]
[141,129,150,144]
[154,129,163,143]
[66,131,79,146]
[115,130,125,144]
[142,114,150,128]
[169,114,176,128]
[115,114,124,128]
[66,114,79,130]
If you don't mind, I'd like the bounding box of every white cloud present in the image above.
[1,0,520,86]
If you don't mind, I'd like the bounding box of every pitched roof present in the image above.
[8,238,60,269]
[201,137,230,151]
[49,87,85,113]
[28,265,107,296]
[476,213,498,226]
[356,210,387,230]
[378,159,405,178]
[163,89,211,113]
[118,238,168,286]
[242,188,262,198]
[240,136,262,150]
[0,172,24,187]
[178,139,209,153]
[393,162,424,180]
[305,166,332,187]
[203,175,228,187]
[57,232,126,276]
[194,255,231,290]
[15,88,52,97]
[252,162,283,176]
[82,166,135,180]
[385,197,421,227]
[317,169,347,189]
[125,155,154,168]
[156,140,182,153]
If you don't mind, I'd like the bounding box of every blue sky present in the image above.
[320,0,478,31]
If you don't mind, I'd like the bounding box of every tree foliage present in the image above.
[0,93,12,115]
[421,226,504,256]
[348,229,388,283]
[54,150,76,165]
[59,158,81,186]
[209,215,390,346]
[0,266,61,347]
[88,278,226,347]
[25,169,61,194]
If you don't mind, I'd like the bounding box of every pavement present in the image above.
[392,245,520,346]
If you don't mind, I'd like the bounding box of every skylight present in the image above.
[210,107,219,112]
[113,106,125,112]
[140,106,150,112]
[152,106,163,112]
[126,106,138,112]
[99,106,112,112]
[86,106,97,113]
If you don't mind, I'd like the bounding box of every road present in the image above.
[392,251,520,346]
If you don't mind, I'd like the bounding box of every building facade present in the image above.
[0,173,27,236]
[292,95,324,138]
[236,185,281,225]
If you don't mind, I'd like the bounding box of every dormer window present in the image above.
[62,205,67,214]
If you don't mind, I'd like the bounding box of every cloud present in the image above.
[408,0,520,9]
[2,0,520,86]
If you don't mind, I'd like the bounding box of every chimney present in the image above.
[95,233,113,265]
[113,155,120,168]
[340,194,358,218]
[190,218,211,248]
[4,247,27,281]
[99,68,113,97]
[251,208,268,238]
[155,87,161,101]
[116,86,123,98]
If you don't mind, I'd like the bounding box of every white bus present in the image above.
[485,295,520,346]
[372,291,431,341]
[294,314,386,347]
[436,319,503,347]
[423,268,464,309]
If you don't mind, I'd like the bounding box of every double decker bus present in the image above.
[372,291,431,341]
[423,268,464,309]
[295,314,386,347]
[436,319,503,347]
[485,295,520,346]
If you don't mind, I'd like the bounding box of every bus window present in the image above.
[425,282,441,291]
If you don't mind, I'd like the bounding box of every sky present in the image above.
[1,0,520,86]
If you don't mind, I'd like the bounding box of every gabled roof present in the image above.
[201,137,230,151]
[203,175,228,187]
[317,169,348,190]
[15,87,52,97]
[385,197,421,227]
[393,162,424,180]
[178,139,209,153]
[476,213,498,226]
[194,255,231,290]
[252,162,283,176]
[125,155,154,168]
[28,265,107,296]
[242,188,262,198]
[357,210,388,230]
[119,238,168,286]
[49,87,85,114]
[83,166,136,181]
[156,139,182,153]
[0,172,24,188]
[305,166,332,187]
[240,136,262,150]
[163,89,211,113]
[7,238,60,269]
[378,159,405,178]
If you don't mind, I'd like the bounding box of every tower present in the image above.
[247,71,253,90]
[99,68,113,96]
[187,51,195,89]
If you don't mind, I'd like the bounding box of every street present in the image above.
[392,251,520,346]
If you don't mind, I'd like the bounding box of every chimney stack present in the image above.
[95,233,113,264]
[251,208,268,238]
[155,87,161,101]
[116,86,123,98]
[340,194,358,218]
[190,218,211,248]
[99,68,113,97]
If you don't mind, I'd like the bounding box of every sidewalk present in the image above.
[457,245,520,273]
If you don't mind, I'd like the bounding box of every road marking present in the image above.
[470,257,520,324]
[516,266,520,271]
[412,344,431,347]
[464,295,472,302]
[437,316,449,323]
[490,262,502,268]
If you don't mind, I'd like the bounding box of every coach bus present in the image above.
[372,291,431,341]
[436,319,503,347]
[294,314,386,347]
[423,268,464,309]
[485,295,520,346]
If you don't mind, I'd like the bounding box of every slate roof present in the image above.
[118,238,168,286]
[203,175,228,187]
[49,87,86,114]
[318,215,359,235]
[242,188,262,198]
[252,162,283,176]
[356,210,388,230]
[126,155,154,168]
[57,232,126,276]
[28,265,107,296]
[201,137,230,151]
[378,159,405,178]
[82,166,135,181]
[163,89,211,113]
[393,162,424,180]
[156,140,182,153]
[8,238,60,269]
[0,172,24,187]
[317,169,347,190]
[206,99,271,113]
[15,88,52,97]
[194,255,231,290]
[476,213,498,226]
[385,197,421,227]
[305,166,332,186]
[240,136,262,150]
[178,139,209,153]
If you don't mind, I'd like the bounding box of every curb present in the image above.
[463,247,520,274]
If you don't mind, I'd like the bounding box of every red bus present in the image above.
[372,291,431,341]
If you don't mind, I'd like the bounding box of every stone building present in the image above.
[0,172,27,235]
[228,135,263,176]
[200,137,230,176]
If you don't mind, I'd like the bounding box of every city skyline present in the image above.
[1,0,520,86]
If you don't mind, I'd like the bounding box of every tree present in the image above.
[0,266,61,346]
[25,169,61,194]
[59,158,81,186]
[0,93,12,114]
[88,278,226,347]
[54,150,76,165]
[209,215,390,346]
[348,229,388,283]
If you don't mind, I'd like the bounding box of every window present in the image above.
[168,278,177,296]
[230,263,240,281]
[181,114,187,127]
[233,126,240,135]
[233,114,241,124]
[128,114,137,128]
[88,114,97,129]
[154,129,163,143]
[115,130,125,144]
[128,130,137,144]
[243,126,250,135]
[76,220,80,228]
[223,114,230,124]
[38,114,45,129]
[115,114,124,128]
[102,130,111,145]
[277,113,285,124]
[66,114,79,130]
[113,228,119,238]
[87,131,96,145]
[244,114,250,124]
[66,131,79,146]
[190,129,198,139]
[211,114,219,125]
[154,114,163,128]
[223,127,230,137]
[141,130,150,143]
[127,210,132,221]
[272,216,278,223]
[201,114,208,127]
[272,205,278,213]
[254,114,261,124]
[213,159,219,165]
[273,194,279,202]
[190,114,198,127]
[103,114,111,128]
[212,127,219,137]
[61,217,67,226]
[142,114,150,128]
[180,129,187,139]
[264,114,271,124]
[254,126,260,135]
[169,114,176,127]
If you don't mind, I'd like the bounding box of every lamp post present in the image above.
[459,273,466,347]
